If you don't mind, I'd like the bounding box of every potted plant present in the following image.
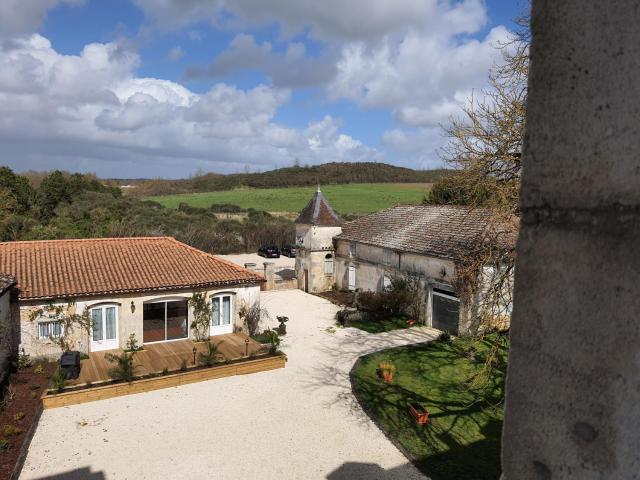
[408,402,430,425]
[378,361,396,383]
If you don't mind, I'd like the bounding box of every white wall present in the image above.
[19,285,261,357]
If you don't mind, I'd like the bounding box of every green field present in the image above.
[145,183,430,214]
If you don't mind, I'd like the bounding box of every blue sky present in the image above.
[0,0,524,178]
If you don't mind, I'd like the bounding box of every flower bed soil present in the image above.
[0,362,57,479]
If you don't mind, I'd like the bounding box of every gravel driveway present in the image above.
[21,290,438,480]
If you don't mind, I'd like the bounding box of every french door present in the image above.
[91,305,118,351]
[210,295,233,336]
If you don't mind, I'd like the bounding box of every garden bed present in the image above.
[350,333,509,480]
[0,361,57,480]
[42,352,287,409]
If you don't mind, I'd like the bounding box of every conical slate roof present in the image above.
[295,187,342,226]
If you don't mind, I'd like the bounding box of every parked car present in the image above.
[258,245,280,258]
[281,244,297,258]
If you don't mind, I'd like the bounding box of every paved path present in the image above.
[21,290,438,480]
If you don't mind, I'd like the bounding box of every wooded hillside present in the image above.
[126,162,449,197]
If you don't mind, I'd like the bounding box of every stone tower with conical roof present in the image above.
[294,186,342,292]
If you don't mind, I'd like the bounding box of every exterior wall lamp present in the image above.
[130,301,135,314]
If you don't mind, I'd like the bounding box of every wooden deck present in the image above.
[68,333,264,386]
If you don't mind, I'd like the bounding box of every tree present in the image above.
[433,10,530,400]
[0,166,35,214]
[432,13,529,213]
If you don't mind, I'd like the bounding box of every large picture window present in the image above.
[143,299,188,343]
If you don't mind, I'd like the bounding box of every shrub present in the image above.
[161,367,169,376]
[356,275,422,318]
[33,364,44,375]
[13,412,25,422]
[0,439,10,452]
[104,351,137,383]
[180,359,188,372]
[198,341,220,366]
[239,303,268,337]
[437,331,452,343]
[125,333,142,352]
[17,353,32,370]
[267,332,280,354]
[2,425,23,437]
[29,391,38,399]
[51,367,66,392]
[29,384,40,391]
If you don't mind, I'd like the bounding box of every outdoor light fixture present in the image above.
[130,301,135,314]
[192,346,197,365]
[245,338,250,357]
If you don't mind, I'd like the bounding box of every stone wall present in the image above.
[501,1,640,478]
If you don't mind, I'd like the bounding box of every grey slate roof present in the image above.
[335,205,517,261]
[0,273,15,295]
[295,188,342,226]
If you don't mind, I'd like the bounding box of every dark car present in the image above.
[281,244,297,258]
[258,245,280,258]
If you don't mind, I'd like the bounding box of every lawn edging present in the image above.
[42,353,287,409]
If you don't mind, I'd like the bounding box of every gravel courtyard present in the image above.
[21,290,438,480]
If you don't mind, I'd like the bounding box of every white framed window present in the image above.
[383,275,392,290]
[210,294,234,335]
[383,248,392,266]
[324,253,334,275]
[38,320,63,339]
[349,242,357,257]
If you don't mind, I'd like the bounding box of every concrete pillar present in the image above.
[263,262,275,291]
[501,2,640,479]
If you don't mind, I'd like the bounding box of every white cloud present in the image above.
[0,34,378,177]
[331,25,510,127]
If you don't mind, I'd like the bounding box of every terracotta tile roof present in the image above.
[0,273,15,295]
[335,205,518,261]
[295,188,342,226]
[0,237,263,301]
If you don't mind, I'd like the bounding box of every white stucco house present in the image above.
[294,191,516,335]
[0,237,264,357]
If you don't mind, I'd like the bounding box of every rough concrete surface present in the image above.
[21,290,437,479]
[502,1,640,479]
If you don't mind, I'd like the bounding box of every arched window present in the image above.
[324,253,334,275]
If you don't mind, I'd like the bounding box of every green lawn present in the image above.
[347,315,415,334]
[145,183,431,215]
[351,334,508,480]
